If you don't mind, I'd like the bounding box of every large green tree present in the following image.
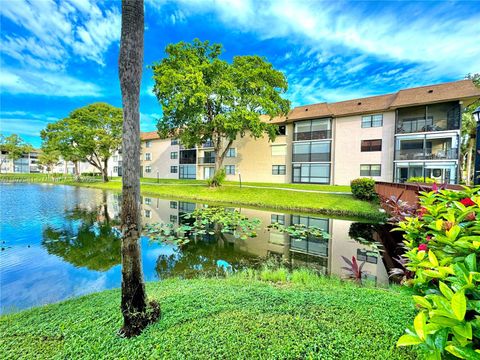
[0,134,33,173]
[151,39,291,186]
[460,73,480,185]
[38,146,61,176]
[40,103,123,182]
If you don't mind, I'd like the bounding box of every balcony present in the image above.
[395,148,458,161]
[396,102,460,134]
[198,157,215,164]
[294,130,332,141]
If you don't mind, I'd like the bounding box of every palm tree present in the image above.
[118,0,159,337]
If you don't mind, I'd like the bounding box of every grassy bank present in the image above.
[0,272,417,359]
[0,174,382,220]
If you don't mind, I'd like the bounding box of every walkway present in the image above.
[112,179,352,195]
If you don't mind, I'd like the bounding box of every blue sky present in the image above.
[1,0,479,148]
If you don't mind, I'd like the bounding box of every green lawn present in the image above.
[0,174,380,220]
[0,272,418,359]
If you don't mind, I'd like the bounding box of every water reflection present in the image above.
[0,184,401,313]
[140,197,392,285]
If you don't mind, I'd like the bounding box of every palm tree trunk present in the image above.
[466,138,475,185]
[118,0,159,338]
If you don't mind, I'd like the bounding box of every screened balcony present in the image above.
[395,133,459,161]
[294,118,332,141]
[292,141,331,162]
[395,102,460,134]
[179,149,197,164]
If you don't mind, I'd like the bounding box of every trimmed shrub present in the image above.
[206,168,226,187]
[407,177,436,184]
[351,178,377,201]
[395,186,480,359]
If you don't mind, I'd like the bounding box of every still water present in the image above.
[0,183,401,313]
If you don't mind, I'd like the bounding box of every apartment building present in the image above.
[110,79,480,185]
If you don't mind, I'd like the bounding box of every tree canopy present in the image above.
[0,134,33,173]
[38,146,61,174]
[151,39,291,185]
[41,103,123,182]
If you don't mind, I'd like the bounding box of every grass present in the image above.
[0,173,382,220]
[0,271,418,360]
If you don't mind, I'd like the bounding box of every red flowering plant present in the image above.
[395,186,480,359]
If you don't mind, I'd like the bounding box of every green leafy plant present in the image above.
[407,177,436,184]
[350,178,377,201]
[395,186,480,359]
[145,206,261,244]
[206,168,226,187]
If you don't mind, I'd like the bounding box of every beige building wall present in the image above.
[332,111,395,185]
[217,128,291,183]
[141,138,179,179]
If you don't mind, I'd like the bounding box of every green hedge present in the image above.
[350,178,377,201]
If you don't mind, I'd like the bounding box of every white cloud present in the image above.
[147,0,480,78]
[0,0,120,68]
[0,68,102,97]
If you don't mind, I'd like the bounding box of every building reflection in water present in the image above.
[139,196,391,285]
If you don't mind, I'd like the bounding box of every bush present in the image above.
[351,178,377,201]
[81,172,101,177]
[395,186,480,359]
[206,168,226,187]
[406,177,436,184]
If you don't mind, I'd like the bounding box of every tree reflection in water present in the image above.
[42,196,121,271]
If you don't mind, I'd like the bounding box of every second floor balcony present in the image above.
[395,101,460,134]
[395,133,459,161]
[395,148,458,161]
[198,157,216,164]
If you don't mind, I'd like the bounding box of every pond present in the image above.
[0,183,403,313]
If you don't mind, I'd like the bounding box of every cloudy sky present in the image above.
[1,0,479,147]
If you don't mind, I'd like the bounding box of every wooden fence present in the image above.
[374,182,465,205]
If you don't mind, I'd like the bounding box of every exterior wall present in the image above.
[140,138,179,179]
[200,128,291,183]
[332,111,395,185]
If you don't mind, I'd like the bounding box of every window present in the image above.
[292,141,331,162]
[113,155,118,162]
[361,139,382,152]
[360,164,381,176]
[292,163,330,184]
[145,165,152,173]
[225,165,235,175]
[145,153,151,161]
[144,197,152,205]
[170,166,178,173]
[113,166,118,173]
[145,210,151,218]
[272,165,286,175]
[170,201,177,209]
[294,119,331,140]
[276,125,286,135]
[170,215,178,223]
[170,151,178,159]
[226,148,236,157]
[361,114,383,128]
[357,249,378,264]
[179,165,196,179]
[271,214,285,225]
[271,145,287,156]
[171,139,178,145]
[145,140,151,148]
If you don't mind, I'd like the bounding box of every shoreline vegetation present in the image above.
[0,271,418,359]
[0,173,383,221]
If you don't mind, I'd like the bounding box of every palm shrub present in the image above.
[395,186,480,359]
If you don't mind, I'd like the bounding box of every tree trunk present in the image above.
[74,161,80,181]
[466,138,475,186]
[118,0,159,338]
[102,159,109,182]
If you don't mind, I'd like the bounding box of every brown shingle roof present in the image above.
[286,79,480,121]
[140,131,160,140]
[389,79,480,108]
